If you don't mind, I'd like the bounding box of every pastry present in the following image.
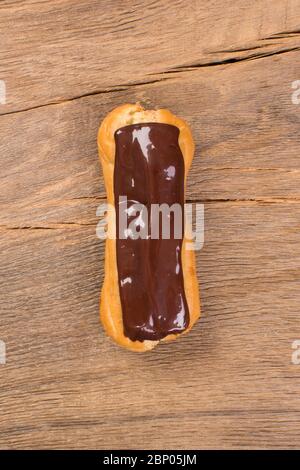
[98,103,200,351]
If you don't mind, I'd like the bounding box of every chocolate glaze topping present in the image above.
[114,123,190,341]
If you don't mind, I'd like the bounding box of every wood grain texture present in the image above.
[0,0,300,113]
[1,203,300,449]
[1,51,300,228]
[0,0,300,450]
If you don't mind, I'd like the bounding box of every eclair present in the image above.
[97,103,200,351]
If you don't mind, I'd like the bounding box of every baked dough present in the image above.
[98,103,200,351]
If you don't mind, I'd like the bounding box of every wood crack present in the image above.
[159,45,300,74]
[0,34,299,117]
[0,222,96,230]
[0,77,169,117]
[1,198,300,230]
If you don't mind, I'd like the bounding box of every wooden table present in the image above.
[1,0,300,450]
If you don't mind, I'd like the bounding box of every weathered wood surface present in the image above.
[0,0,300,450]
[1,0,300,114]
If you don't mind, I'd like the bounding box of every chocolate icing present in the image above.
[114,122,190,341]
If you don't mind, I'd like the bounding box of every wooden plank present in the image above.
[0,0,300,113]
[1,0,300,450]
[0,202,299,449]
[1,51,299,227]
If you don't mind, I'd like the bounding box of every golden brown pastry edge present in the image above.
[97,103,201,352]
